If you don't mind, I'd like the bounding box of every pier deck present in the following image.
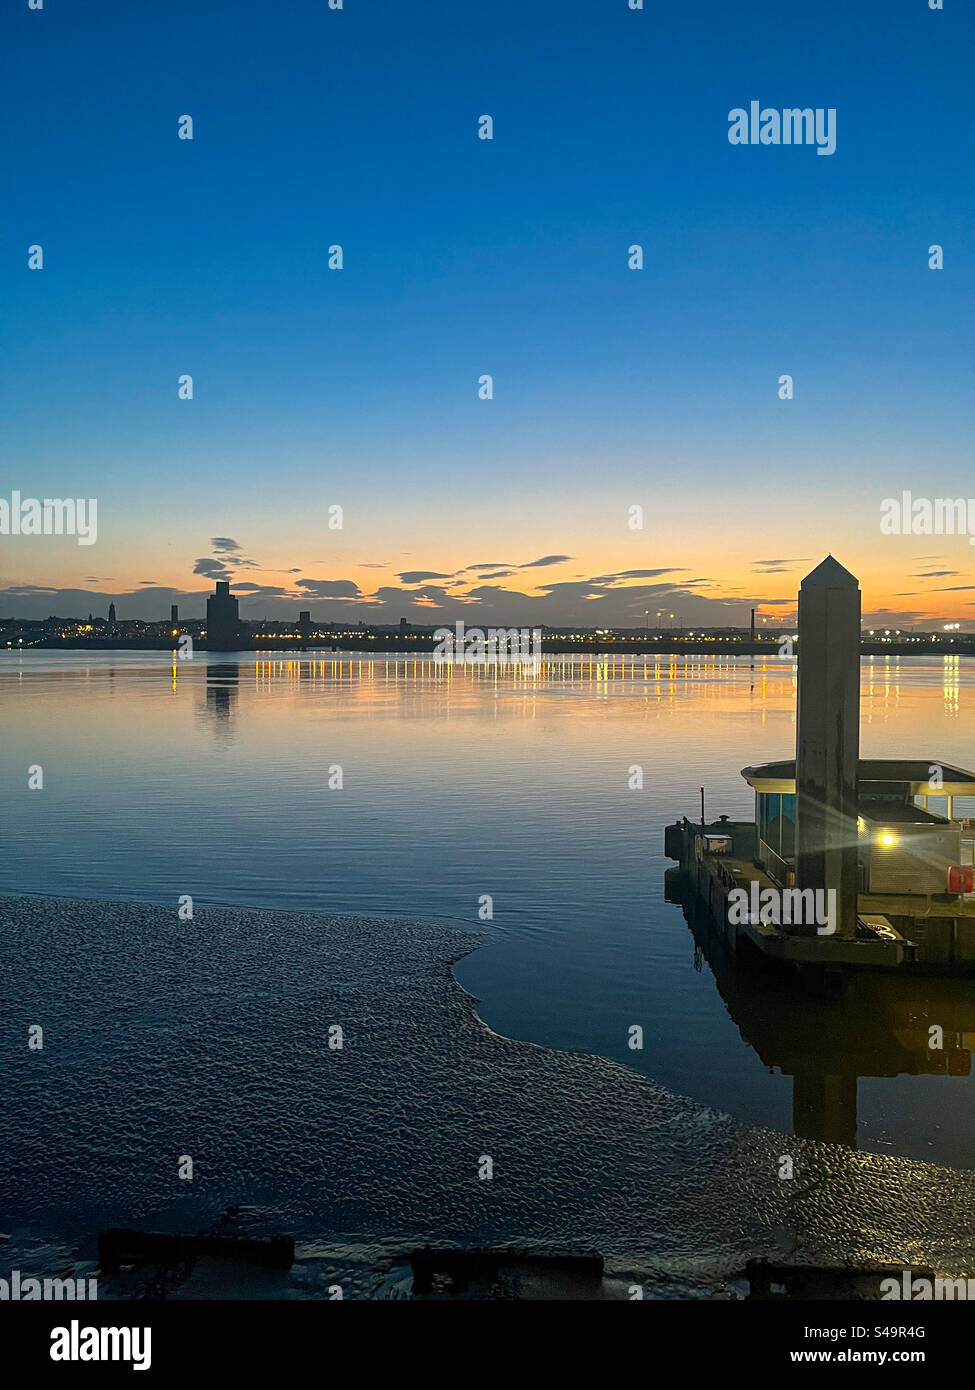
[671,826,913,969]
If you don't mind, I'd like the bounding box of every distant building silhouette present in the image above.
[206,581,242,651]
[108,602,116,624]
[171,604,179,625]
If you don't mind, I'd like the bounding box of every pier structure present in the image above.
[665,557,975,975]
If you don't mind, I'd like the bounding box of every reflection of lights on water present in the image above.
[943,654,960,716]
[249,655,794,682]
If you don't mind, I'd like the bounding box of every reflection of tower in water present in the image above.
[205,662,240,724]
[668,882,975,1151]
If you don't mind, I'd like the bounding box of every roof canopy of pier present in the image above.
[740,759,975,797]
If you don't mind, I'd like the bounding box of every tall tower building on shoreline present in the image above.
[206,581,242,651]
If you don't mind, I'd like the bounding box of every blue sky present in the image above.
[2,0,973,626]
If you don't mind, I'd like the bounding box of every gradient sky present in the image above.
[2,0,973,628]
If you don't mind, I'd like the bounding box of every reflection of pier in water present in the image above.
[666,875,974,1149]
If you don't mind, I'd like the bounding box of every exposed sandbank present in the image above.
[1,894,973,1298]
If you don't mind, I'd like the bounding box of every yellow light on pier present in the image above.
[880,832,895,847]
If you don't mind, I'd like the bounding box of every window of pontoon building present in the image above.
[758,792,796,860]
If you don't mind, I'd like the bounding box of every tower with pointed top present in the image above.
[795,556,861,938]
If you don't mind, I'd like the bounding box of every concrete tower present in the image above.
[795,556,861,938]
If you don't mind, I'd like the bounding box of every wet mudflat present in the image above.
[2,895,973,1298]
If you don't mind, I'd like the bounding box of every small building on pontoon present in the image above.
[741,760,975,897]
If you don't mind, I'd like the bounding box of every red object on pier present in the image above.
[947,865,974,895]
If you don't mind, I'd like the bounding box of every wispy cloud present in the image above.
[295,579,363,599]
[519,554,572,569]
[752,557,811,571]
[397,570,455,584]
[192,556,233,580]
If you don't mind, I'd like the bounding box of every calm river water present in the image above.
[2,649,973,1169]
